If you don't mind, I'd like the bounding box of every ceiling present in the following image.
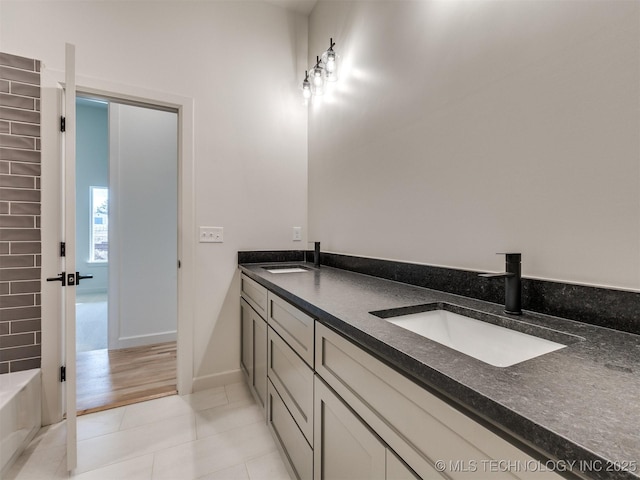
[264,0,317,15]
[8,0,318,16]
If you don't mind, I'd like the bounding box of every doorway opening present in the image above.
[75,95,179,414]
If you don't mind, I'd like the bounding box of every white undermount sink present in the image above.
[264,266,310,274]
[386,309,566,367]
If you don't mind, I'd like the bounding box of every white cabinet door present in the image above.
[314,375,385,480]
[240,298,267,412]
[253,312,267,409]
[387,450,420,480]
[240,298,253,382]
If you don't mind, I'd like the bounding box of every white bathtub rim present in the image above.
[0,369,42,411]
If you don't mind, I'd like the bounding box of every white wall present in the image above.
[76,100,109,294]
[308,0,640,291]
[1,1,308,386]
[109,103,178,349]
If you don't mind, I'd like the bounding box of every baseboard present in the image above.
[76,287,108,295]
[109,331,177,350]
[192,369,243,392]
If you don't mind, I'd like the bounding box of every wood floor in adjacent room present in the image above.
[76,341,177,415]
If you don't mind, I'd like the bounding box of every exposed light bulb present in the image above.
[313,66,324,86]
[302,71,312,99]
[325,52,336,73]
[312,59,325,95]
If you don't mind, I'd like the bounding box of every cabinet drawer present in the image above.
[316,323,561,480]
[268,292,314,367]
[241,274,268,319]
[314,376,386,480]
[268,380,313,480]
[268,326,314,445]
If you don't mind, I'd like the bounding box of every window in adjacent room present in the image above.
[90,186,109,262]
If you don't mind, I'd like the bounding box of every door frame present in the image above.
[41,72,195,424]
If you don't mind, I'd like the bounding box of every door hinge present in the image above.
[60,366,66,382]
[60,116,66,132]
[178,260,181,269]
[60,242,66,257]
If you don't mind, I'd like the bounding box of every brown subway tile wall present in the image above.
[10,241,40,253]
[0,175,36,189]
[11,163,40,176]
[11,122,39,137]
[11,280,40,293]
[0,293,37,308]
[0,52,41,373]
[0,254,34,267]
[10,202,40,215]
[0,215,36,228]
[0,53,37,71]
[9,357,40,371]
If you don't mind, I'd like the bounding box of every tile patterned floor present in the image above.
[6,382,292,480]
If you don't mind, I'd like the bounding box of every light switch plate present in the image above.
[293,227,302,241]
[200,226,223,243]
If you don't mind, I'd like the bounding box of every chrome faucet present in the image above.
[479,253,522,315]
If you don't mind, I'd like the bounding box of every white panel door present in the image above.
[63,42,77,472]
[108,103,177,349]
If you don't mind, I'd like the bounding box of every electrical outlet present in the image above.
[293,227,302,241]
[199,226,223,243]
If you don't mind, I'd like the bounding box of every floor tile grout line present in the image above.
[75,428,198,478]
[241,446,280,466]
[73,451,155,479]
[194,414,265,441]
[117,405,128,432]
[77,411,195,449]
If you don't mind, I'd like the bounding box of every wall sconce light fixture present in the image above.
[302,38,338,101]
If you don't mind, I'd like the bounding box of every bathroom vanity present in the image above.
[239,260,640,480]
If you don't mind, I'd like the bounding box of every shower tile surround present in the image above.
[238,251,640,336]
[0,52,41,373]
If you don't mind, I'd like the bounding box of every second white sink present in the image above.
[264,265,310,274]
[386,309,566,367]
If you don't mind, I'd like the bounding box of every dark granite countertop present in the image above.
[239,262,640,480]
